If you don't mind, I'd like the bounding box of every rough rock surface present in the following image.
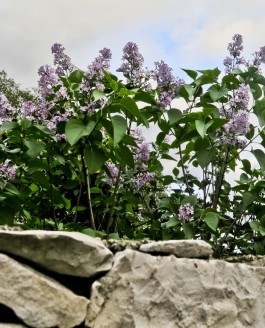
[139,240,213,258]
[86,249,265,328]
[0,253,89,328]
[0,230,113,277]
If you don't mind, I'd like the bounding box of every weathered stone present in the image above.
[139,239,213,258]
[0,230,113,277]
[86,249,265,328]
[0,253,89,328]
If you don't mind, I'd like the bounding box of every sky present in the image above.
[1,0,265,90]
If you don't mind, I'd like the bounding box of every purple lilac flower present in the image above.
[86,48,112,81]
[224,110,250,135]
[104,162,123,186]
[252,46,265,66]
[135,142,150,164]
[223,34,245,73]
[228,84,249,111]
[0,159,17,183]
[117,42,148,85]
[132,172,154,192]
[51,43,75,76]
[38,65,60,99]
[178,203,194,221]
[154,60,184,108]
[0,92,16,124]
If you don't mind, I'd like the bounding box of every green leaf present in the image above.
[181,195,197,206]
[204,212,219,231]
[120,97,149,128]
[249,220,260,232]
[65,119,96,146]
[195,120,213,138]
[197,148,216,168]
[24,140,45,158]
[84,145,106,174]
[68,69,84,83]
[168,108,182,125]
[208,85,228,101]
[181,68,198,80]
[5,182,19,195]
[253,149,265,171]
[111,115,127,147]
[166,216,178,228]
[118,144,134,168]
[183,222,195,239]
[134,91,156,105]
[92,89,105,101]
[108,232,120,240]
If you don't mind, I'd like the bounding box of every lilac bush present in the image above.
[0,35,265,256]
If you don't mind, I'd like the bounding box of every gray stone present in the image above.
[139,239,213,258]
[0,230,113,277]
[0,253,89,328]
[86,249,265,328]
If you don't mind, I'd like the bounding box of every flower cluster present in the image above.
[82,47,112,92]
[104,162,123,186]
[154,61,184,108]
[252,46,265,67]
[178,203,194,221]
[117,42,150,87]
[0,159,17,187]
[130,128,151,166]
[132,172,154,192]
[51,43,75,76]
[219,84,250,146]
[0,92,17,124]
[223,34,245,73]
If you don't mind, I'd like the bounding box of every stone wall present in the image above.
[0,228,264,327]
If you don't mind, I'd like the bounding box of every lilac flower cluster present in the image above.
[130,128,151,167]
[154,61,184,108]
[0,159,17,186]
[0,92,17,124]
[51,43,75,76]
[117,42,151,87]
[219,84,250,147]
[82,48,112,92]
[132,172,154,192]
[223,34,245,73]
[104,162,123,186]
[252,46,265,67]
[178,203,194,221]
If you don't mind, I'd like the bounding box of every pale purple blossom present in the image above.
[38,65,60,99]
[104,162,123,186]
[154,60,184,108]
[51,43,75,76]
[223,34,245,73]
[117,42,149,86]
[0,159,17,183]
[178,203,194,221]
[0,92,16,124]
[224,110,250,135]
[252,46,265,67]
[132,172,154,192]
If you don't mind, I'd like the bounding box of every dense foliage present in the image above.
[1,35,265,257]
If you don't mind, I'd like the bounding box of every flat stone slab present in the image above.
[0,230,113,277]
[139,240,213,258]
[86,249,265,328]
[0,253,89,328]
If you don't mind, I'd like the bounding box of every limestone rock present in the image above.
[139,239,213,258]
[0,230,113,277]
[86,249,265,328]
[0,253,89,328]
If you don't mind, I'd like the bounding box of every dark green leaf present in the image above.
[111,115,127,146]
[65,119,96,146]
[84,145,106,174]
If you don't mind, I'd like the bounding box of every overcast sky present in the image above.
[1,0,265,89]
